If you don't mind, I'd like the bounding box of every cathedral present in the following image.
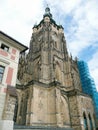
[15,7,96,130]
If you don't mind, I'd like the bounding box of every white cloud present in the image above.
[0,0,98,90]
[0,0,45,46]
[66,0,98,56]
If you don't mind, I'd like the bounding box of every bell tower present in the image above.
[28,7,69,85]
[16,7,90,130]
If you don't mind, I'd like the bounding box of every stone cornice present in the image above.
[16,80,62,90]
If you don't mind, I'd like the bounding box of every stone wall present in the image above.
[16,8,96,130]
[68,92,96,130]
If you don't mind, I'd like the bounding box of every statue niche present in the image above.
[32,58,41,81]
[55,61,62,83]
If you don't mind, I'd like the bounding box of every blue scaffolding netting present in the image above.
[78,60,98,119]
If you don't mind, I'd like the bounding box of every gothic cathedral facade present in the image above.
[15,7,96,130]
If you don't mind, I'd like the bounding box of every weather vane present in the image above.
[44,0,49,8]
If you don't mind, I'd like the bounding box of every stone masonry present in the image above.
[14,7,96,130]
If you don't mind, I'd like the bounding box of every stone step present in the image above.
[14,125,74,130]
[14,129,73,130]
[14,129,32,130]
[13,128,73,130]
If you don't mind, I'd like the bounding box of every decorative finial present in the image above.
[43,5,52,18]
[33,21,37,28]
[70,53,72,59]
[34,21,37,26]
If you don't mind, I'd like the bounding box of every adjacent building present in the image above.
[78,60,98,127]
[14,7,96,130]
[0,31,28,130]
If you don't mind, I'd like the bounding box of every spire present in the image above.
[43,5,52,18]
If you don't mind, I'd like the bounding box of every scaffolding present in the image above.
[78,61,98,119]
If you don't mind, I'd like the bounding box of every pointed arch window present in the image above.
[88,114,93,130]
[83,112,88,130]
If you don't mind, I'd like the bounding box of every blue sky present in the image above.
[0,0,98,90]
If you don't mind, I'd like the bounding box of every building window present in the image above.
[83,112,88,130]
[0,65,5,83]
[88,114,93,130]
[1,43,9,52]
